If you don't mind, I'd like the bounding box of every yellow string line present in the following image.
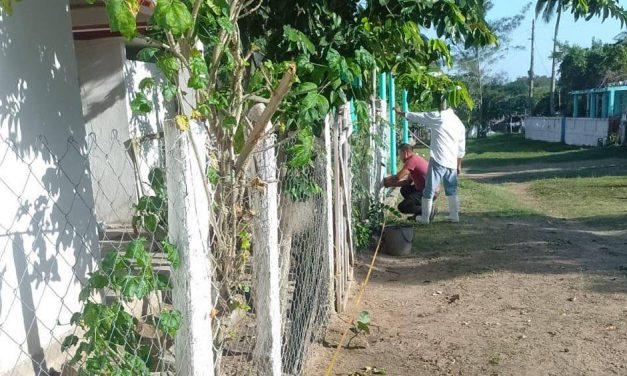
[324,220,387,376]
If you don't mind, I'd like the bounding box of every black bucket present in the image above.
[381,225,414,256]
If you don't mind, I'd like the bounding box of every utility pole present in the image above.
[528,18,535,116]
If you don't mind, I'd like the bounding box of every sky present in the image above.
[487,0,625,80]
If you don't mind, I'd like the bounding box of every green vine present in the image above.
[63,168,181,375]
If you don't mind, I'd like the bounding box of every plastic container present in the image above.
[381,224,414,256]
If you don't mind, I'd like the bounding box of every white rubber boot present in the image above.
[416,198,432,225]
[445,195,460,222]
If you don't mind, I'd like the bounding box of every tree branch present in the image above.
[187,0,204,40]
[234,63,296,175]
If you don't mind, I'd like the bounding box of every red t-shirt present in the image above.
[403,154,429,191]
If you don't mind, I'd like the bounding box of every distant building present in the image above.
[569,81,627,118]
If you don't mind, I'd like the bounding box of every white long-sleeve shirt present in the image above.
[405,109,466,170]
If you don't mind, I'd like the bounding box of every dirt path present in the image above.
[305,169,627,376]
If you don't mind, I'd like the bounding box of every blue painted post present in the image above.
[573,94,578,118]
[590,94,597,118]
[609,89,616,117]
[378,72,387,101]
[601,93,608,118]
[389,73,397,175]
[402,89,409,144]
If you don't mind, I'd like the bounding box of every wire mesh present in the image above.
[1,109,351,376]
[0,128,184,376]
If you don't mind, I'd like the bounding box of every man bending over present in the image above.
[383,144,438,220]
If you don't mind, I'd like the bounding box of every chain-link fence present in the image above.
[1,103,360,375]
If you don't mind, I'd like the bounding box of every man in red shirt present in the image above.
[383,144,438,219]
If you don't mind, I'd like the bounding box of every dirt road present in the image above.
[306,163,627,376]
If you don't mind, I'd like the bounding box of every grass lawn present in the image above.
[531,175,627,224]
[463,134,627,172]
[406,135,627,252]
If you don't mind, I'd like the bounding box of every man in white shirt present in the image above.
[395,105,466,224]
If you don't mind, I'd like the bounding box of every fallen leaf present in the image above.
[548,331,558,336]
[567,297,577,302]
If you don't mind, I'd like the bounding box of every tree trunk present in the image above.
[550,7,562,115]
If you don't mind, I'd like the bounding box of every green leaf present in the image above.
[61,335,79,352]
[70,312,81,326]
[155,273,172,290]
[138,77,154,92]
[105,0,138,40]
[86,356,109,373]
[162,82,177,102]
[284,25,315,54]
[78,287,91,302]
[357,310,370,325]
[123,353,149,375]
[144,214,158,232]
[136,47,159,62]
[355,47,375,69]
[153,0,193,37]
[120,275,149,300]
[239,231,251,251]
[162,241,181,269]
[156,55,181,81]
[327,48,352,83]
[294,82,318,96]
[130,92,152,113]
[207,167,220,185]
[89,272,109,289]
[222,115,237,128]
[288,127,314,167]
[357,321,370,334]
[126,239,146,260]
[296,55,314,74]
[217,16,235,33]
[157,310,182,337]
[148,168,166,193]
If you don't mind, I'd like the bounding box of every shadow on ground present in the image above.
[372,211,627,296]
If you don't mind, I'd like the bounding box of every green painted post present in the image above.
[402,89,409,143]
[609,89,616,117]
[573,94,578,117]
[378,72,387,101]
[389,73,396,175]
[591,94,597,118]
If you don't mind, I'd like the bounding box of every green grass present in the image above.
[455,178,537,217]
[410,178,539,256]
[464,135,627,172]
[531,175,627,219]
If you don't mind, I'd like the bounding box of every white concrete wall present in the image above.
[0,1,99,375]
[524,117,562,143]
[564,118,609,146]
[123,61,173,195]
[75,38,137,227]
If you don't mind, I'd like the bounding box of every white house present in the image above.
[0,1,169,374]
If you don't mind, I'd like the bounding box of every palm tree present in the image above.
[535,0,563,115]
[536,0,627,115]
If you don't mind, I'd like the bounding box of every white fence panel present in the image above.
[564,117,609,146]
[524,117,562,142]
